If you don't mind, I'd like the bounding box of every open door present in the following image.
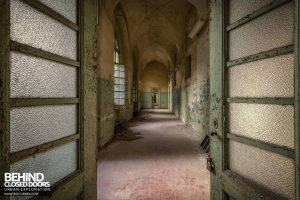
[210,0,299,199]
[0,0,97,199]
[151,88,161,109]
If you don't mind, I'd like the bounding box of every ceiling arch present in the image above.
[104,0,206,71]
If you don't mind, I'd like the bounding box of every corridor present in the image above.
[0,0,299,199]
[97,110,210,200]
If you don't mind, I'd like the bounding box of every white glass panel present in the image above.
[118,71,125,78]
[10,142,77,185]
[10,0,77,60]
[114,85,125,92]
[10,52,77,98]
[114,92,125,99]
[10,105,77,153]
[114,78,125,85]
[228,103,294,148]
[228,54,294,98]
[228,2,293,60]
[115,53,120,63]
[228,0,273,24]
[229,141,295,199]
[38,0,77,23]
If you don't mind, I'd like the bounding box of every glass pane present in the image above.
[114,78,125,85]
[114,70,120,77]
[118,64,125,71]
[10,142,77,185]
[119,78,125,85]
[115,53,120,63]
[119,99,125,105]
[10,52,77,98]
[114,84,125,92]
[10,105,77,153]
[228,54,294,98]
[118,71,125,78]
[114,92,125,99]
[228,2,293,60]
[119,92,125,99]
[38,0,77,23]
[228,0,273,24]
[228,103,294,148]
[11,0,77,60]
[228,140,295,199]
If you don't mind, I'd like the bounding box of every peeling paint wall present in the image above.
[173,24,210,140]
[97,3,135,147]
[97,4,115,147]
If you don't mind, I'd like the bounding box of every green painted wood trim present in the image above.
[227,0,291,31]
[294,0,300,199]
[11,41,80,67]
[226,97,294,105]
[223,170,286,199]
[81,0,97,198]
[48,171,83,200]
[31,171,83,200]
[10,134,80,164]
[10,98,79,107]
[21,0,79,31]
[210,0,226,199]
[0,0,10,197]
[227,133,295,159]
[227,45,294,67]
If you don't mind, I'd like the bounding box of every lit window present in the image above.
[114,36,126,106]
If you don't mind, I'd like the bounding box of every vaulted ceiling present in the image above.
[103,0,206,69]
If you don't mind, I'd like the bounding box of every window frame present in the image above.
[114,34,126,106]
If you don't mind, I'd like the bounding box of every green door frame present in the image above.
[0,0,97,199]
[210,0,299,199]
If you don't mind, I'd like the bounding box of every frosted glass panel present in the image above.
[10,0,77,60]
[114,78,125,85]
[11,52,77,98]
[114,84,125,92]
[114,92,125,99]
[228,54,294,98]
[114,71,125,78]
[228,141,295,199]
[38,0,77,23]
[115,99,125,105]
[228,0,273,24]
[228,103,294,148]
[10,142,77,185]
[10,105,77,153]
[228,2,293,60]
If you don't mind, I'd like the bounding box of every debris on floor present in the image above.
[114,123,143,141]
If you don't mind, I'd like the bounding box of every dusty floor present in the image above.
[97,109,210,200]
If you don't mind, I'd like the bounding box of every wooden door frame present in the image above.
[0,0,97,199]
[210,0,299,199]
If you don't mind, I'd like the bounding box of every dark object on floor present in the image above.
[115,123,143,141]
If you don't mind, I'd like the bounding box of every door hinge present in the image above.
[207,156,215,173]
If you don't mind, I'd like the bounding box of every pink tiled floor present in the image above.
[97,109,210,200]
